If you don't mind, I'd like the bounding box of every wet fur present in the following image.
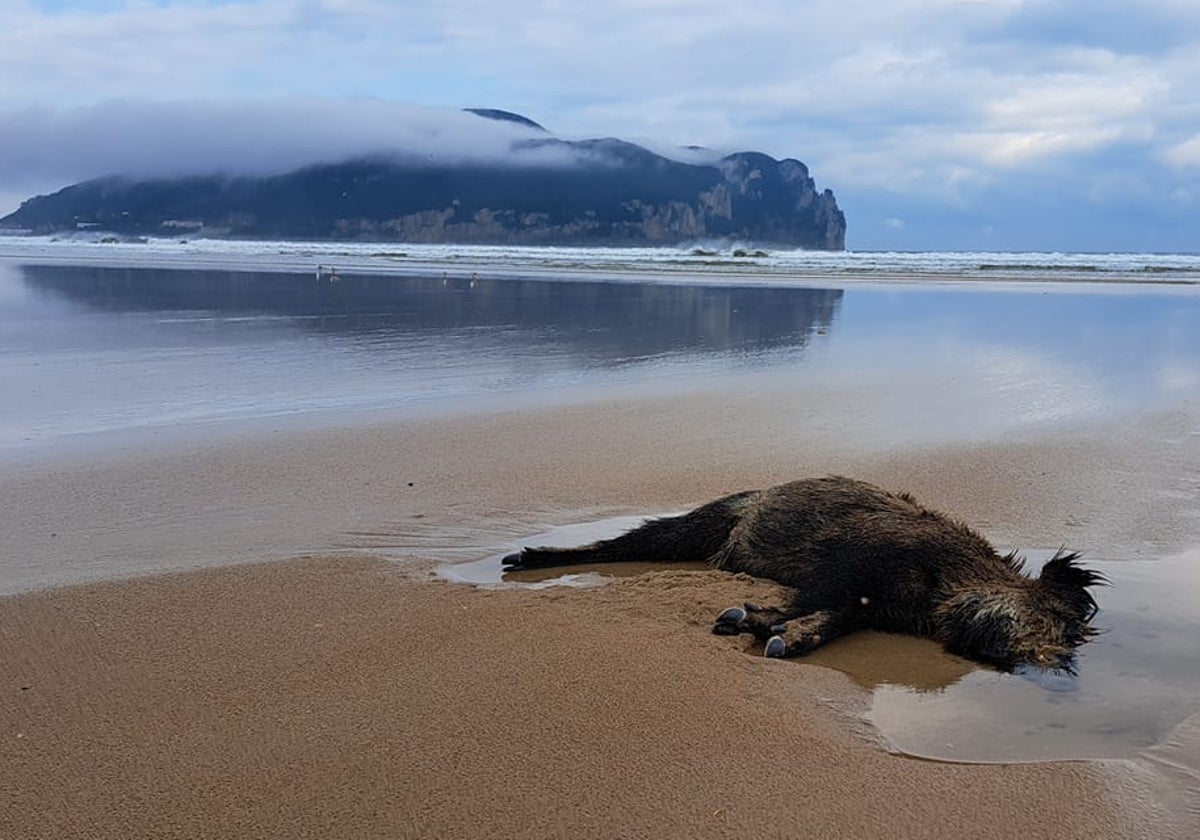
[504,476,1105,670]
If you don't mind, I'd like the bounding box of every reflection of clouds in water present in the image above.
[948,342,1105,424]
[832,287,1200,435]
[1111,547,1200,626]
[5,265,844,448]
[0,262,33,303]
[794,336,1110,447]
[1153,309,1200,395]
[1157,360,1200,393]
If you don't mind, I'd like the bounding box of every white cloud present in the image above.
[1086,171,1156,204]
[1168,186,1195,205]
[985,71,1162,126]
[975,128,1134,166]
[1164,135,1200,168]
[0,99,564,198]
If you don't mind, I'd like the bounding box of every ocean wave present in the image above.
[2,235,1198,285]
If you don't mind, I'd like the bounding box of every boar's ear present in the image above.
[1038,549,1106,619]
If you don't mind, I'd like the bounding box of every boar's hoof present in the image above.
[713,606,747,635]
[764,636,787,658]
[716,606,747,624]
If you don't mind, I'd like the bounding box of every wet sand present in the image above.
[3,387,1200,838]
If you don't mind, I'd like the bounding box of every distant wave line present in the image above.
[3,235,1200,286]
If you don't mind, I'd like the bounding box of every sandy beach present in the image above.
[4,380,1200,838]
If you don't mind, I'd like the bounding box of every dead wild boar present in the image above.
[502,476,1105,671]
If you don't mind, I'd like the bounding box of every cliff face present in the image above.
[2,113,846,249]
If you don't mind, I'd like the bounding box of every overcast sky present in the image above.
[3,0,1199,251]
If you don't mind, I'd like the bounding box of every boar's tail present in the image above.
[502,489,758,570]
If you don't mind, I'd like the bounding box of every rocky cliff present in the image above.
[2,111,846,249]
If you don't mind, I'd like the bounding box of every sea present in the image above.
[2,235,1200,769]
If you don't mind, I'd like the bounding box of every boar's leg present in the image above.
[712,598,803,639]
[762,607,862,658]
[502,490,757,571]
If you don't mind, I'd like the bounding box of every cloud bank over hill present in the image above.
[0,98,733,217]
[1,100,558,189]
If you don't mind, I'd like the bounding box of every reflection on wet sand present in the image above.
[5,263,845,449]
[18,263,843,361]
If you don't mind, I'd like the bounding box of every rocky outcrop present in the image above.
[1,112,846,249]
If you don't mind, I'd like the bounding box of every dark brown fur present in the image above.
[503,476,1105,670]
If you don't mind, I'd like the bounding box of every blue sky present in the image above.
[2,0,1199,251]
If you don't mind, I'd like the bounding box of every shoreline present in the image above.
[6,385,1199,595]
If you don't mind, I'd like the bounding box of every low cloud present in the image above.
[1164,134,1200,169]
[0,100,561,198]
[7,99,727,219]
[0,97,738,215]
